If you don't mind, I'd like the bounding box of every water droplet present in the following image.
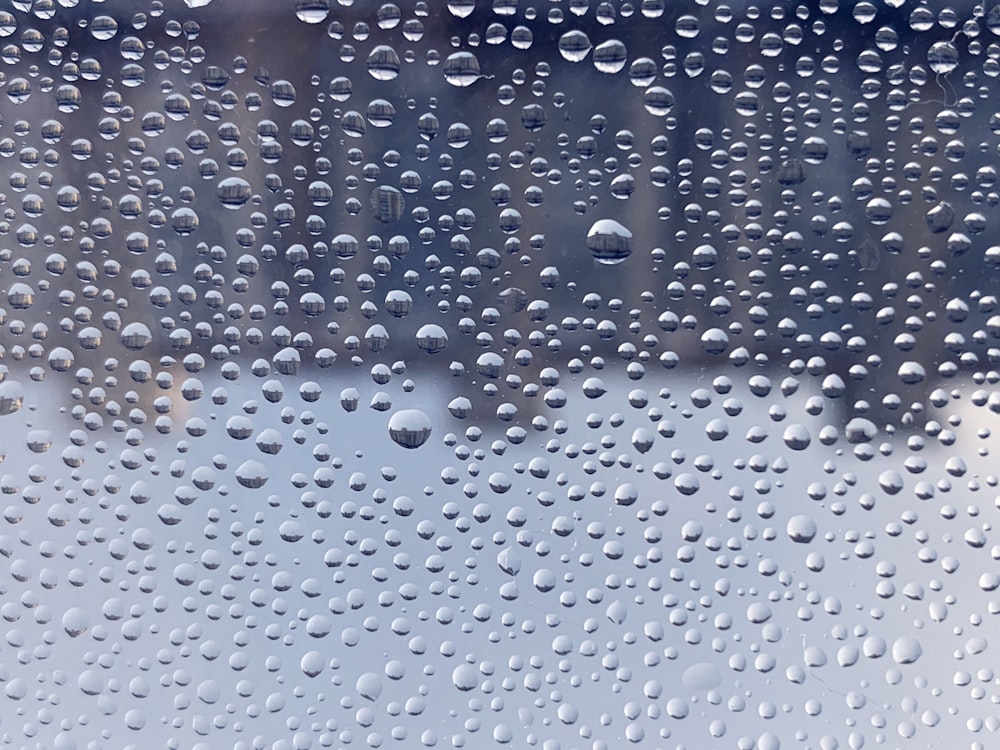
[845,418,878,443]
[593,39,628,73]
[558,30,592,62]
[443,51,482,87]
[62,607,89,637]
[666,697,690,719]
[217,176,252,208]
[606,599,627,624]
[614,483,638,506]
[782,423,811,450]
[927,41,958,74]
[367,45,401,80]
[388,409,432,449]
[295,0,330,24]
[586,219,633,264]
[786,515,818,543]
[235,459,269,489]
[926,201,955,233]
[120,322,153,350]
[891,636,923,664]
[0,381,25,416]
[255,428,283,454]
[898,361,926,384]
[878,469,904,495]
[356,672,383,700]
[631,428,655,453]
[416,324,449,353]
[452,663,478,691]
[582,377,606,398]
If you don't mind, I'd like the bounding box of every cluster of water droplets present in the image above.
[0,0,1000,749]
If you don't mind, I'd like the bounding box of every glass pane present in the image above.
[0,1,993,748]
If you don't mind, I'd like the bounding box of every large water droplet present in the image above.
[235,459,269,489]
[558,30,592,62]
[295,0,330,24]
[891,636,923,664]
[586,219,633,264]
[443,51,481,87]
[452,663,478,691]
[217,176,252,208]
[62,607,89,637]
[356,672,383,700]
[0,381,24,416]
[388,409,432,449]
[927,41,958,74]
[593,39,628,73]
[416,324,448,353]
[786,515,818,543]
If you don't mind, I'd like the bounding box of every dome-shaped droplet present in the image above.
[558,30,592,62]
[614,483,638,506]
[586,219,633,264]
[631,428,654,453]
[443,51,481,87]
[448,396,472,418]
[384,290,413,317]
[582,377,606,398]
[235,459,269,489]
[782,424,811,450]
[416,324,449,353]
[217,176,252,208]
[62,607,89,637]
[388,409,432,449]
[300,650,326,677]
[927,41,958,74]
[0,381,25,416]
[367,45,401,80]
[356,672,383,701]
[452,663,478,691]
[593,39,628,73]
[255,428,283,455]
[786,515,817,543]
[891,636,922,664]
[295,0,330,24]
[120,322,153,351]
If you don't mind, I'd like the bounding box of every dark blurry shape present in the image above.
[370,185,405,223]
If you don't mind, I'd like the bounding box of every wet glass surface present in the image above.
[0,1,997,748]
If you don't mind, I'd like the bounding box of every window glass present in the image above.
[0,1,994,748]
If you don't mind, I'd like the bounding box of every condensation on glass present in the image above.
[0,0,995,749]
